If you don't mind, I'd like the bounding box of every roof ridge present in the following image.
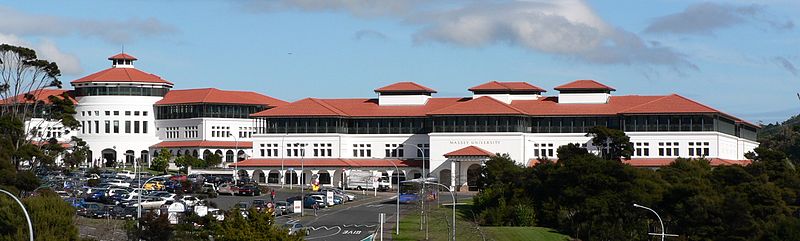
[479,96,526,114]
[309,98,348,116]
[618,95,672,113]
[200,88,215,103]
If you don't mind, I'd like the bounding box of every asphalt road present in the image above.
[207,186,474,241]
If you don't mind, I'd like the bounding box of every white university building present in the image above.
[5,53,760,192]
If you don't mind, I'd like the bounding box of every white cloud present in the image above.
[242,0,695,70]
[645,2,794,35]
[354,29,388,40]
[0,33,83,75]
[0,6,176,44]
[410,0,694,69]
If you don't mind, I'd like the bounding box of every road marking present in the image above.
[366,204,383,208]
[305,226,342,240]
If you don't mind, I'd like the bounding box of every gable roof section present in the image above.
[156,88,287,106]
[429,96,526,115]
[108,53,137,60]
[71,67,173,85]
[250,98,347,117]
[469,81,546,92]
[374,82,437,93]
[444,146,495,157]
[619,94,718,114]
[1,89,75,105]
[554,80,615,91]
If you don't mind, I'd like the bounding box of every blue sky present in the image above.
[1,0,798,123]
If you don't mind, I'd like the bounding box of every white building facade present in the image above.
[242,81,759,192]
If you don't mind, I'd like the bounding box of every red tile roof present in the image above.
[469,81,546,92]
[251,97,466,117]
[375,82,437,93]
[234,158,421,168]
[151,140,253,149]
[428,96,526,115]
[71,67,173,85]
[554,80,616,91]
[0,89,75,105]
[250,87,757,128]
[156,88,287,106]
[108,53,137,60]
[444,146,495,157]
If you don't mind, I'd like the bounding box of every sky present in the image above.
[1,0,798,124]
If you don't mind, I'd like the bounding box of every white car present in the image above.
[136,197,167,209]
[116,171,136,179]
[154,192,177,201]
[105,180,130,188]
[181,195,200,206]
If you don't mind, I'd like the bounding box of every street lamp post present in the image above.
[233,134,239,185]
[424,182,456,241]
[300,144,306,217]
[633,203,678,241]
[410,145,427,232]
[385,159,400,235]
[138,175,170,221]
[0,188,34,241]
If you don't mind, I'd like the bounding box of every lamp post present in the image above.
[233,134,239,185]
[139,175,170,222]
[633,203,677,241]
[385,159,400,235]
[0,188,34,241]
[300,144,306,217]
[410,144,427,232]
[424,182,456,241]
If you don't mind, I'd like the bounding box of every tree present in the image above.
[62,137,89,168]
[585,126,633,160]
[0,44,69,170]
[212,207,304,241]
[205,153,222,168]
[150,148,171,174]
[0,190,79,241]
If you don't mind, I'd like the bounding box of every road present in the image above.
[207,185,474,241]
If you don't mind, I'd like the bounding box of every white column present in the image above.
[450,160,457,191]
[294,170,302,185]
[326,170,336,187]
[279,170,286,184]
[245,170,255,180]
[387,170,394,189]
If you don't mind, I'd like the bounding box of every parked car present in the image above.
[134,197,168,209]
[237,185,260,196]
[283,222,309,235]
[308,195,327,208]
[143,181,164,190]
[217,183,238,195]
[77,202,103,217]
[181,195,200,207]
[274,201,290,214]
[251,199,268,211]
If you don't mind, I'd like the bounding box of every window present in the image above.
[134,121,140,133]
[262,143,280,157]
[94,111,99,116]
[385,144,404,158]
[81,121,85,134]
[313,143,333,157]
[87,121,92,134]
[532,143,555,158]
[286,143,306,157]
[416,144,430,158]
[114,111,119,116]
[87,111,91,116]
[634,142,650,157]
[143,111,148,116]
[688,142,710,157]
[125,111,131,116]
[94,121,99,133]
[124,121,131,133]
[143,121,148,133]
[105,121,110,133]
[134,111,140,116]
[658,142,680,157]
[113,121,119,133]
[105,111,110,116]
[353,144,372,157]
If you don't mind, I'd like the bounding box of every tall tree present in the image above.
[0,44,72,170]
[585,126,633,160]
[150,148,171,174]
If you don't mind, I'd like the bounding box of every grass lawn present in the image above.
[482,226,570,241]
[395,200,571,241]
